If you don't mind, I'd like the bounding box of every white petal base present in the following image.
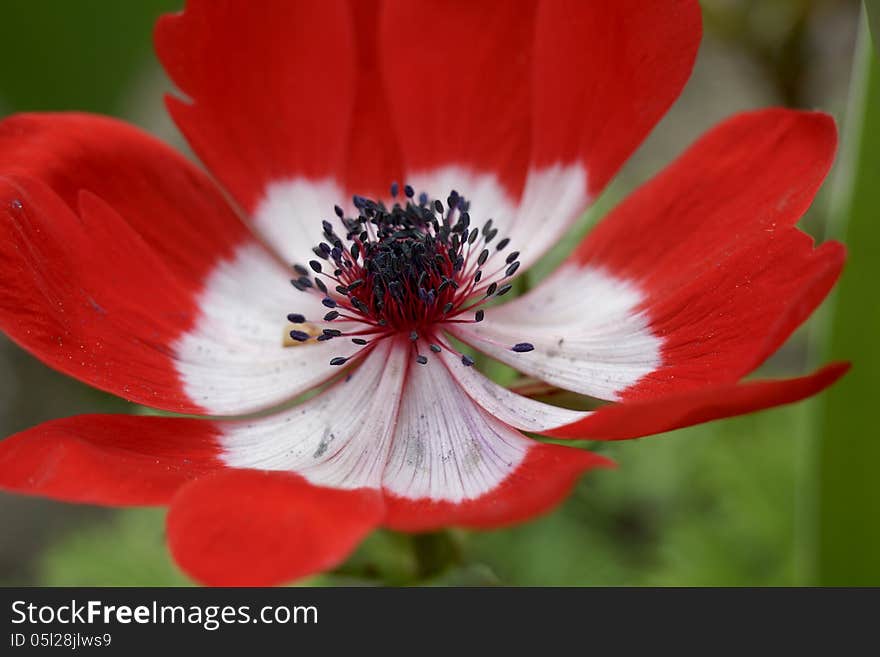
[174,242,359,415]
[451,264,662,400]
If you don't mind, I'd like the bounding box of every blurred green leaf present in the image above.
[810,9,880,585]
[423,563,501,586]
[38,509,190,586]
[0,0,179,116]
[867,1,880,55]
[328,530,420,586]
[466,405,807,586]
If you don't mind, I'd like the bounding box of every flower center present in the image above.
[287,183,534,367]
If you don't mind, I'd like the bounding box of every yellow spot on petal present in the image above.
[282,322,322,347]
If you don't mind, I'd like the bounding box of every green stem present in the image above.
[807,5,880,585]
[410,531,464,580]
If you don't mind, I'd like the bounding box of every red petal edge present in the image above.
[383,443,613,533]
[544,363,850,441]
[0,415,222,506]
[167,469,385,586]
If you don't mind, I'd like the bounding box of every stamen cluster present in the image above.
[287,183,534,367]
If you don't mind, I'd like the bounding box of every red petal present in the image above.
[0,113,256,413]
[343,0,404,197]
[574,109,838,286]
[530,0,702,195]
[380,0,700,198]
[0,174,204,412]
[156,0,400,210]
[543,363,849,441]
[0,113,249,285]
[167,469,384,586]
[570,109,843,399]
[380,0,536,196]
[630,231,845,396]
[0,415,222,506]
[0,114,341,415]
[383,443,612,532]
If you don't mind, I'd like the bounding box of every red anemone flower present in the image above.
[0,0,847,586]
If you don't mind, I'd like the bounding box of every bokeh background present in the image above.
[0,0,876,586]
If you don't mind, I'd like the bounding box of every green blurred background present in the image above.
[0,0,876,586]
